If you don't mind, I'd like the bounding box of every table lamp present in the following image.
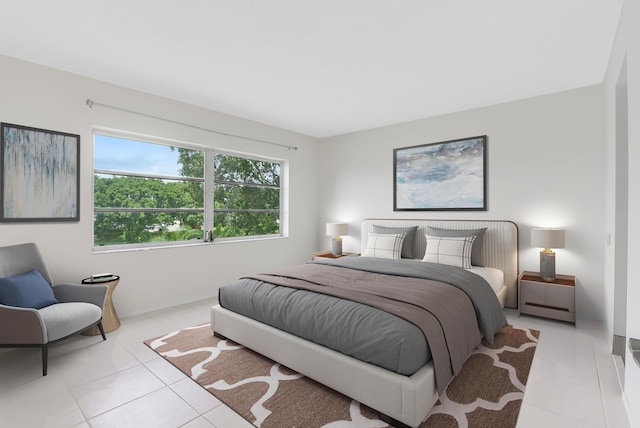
[326,223,348,256]
[531,228,565,282]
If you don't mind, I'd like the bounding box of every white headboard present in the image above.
[361,218,519,308]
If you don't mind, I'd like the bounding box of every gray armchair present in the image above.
[0,243,108,375]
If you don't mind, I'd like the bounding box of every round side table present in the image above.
[81,275,121,335]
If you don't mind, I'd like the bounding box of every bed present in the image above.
[211,219,519,427]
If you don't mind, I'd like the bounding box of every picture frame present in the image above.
[1,123,80,222]
[394,135,487,211]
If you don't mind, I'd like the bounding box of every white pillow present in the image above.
[362,232,406,260]
[422,234,476,268]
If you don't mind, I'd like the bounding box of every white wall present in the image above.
[604,0,640,423]
[318,86,606,320]
[0,54,320,318]
[0,53,611,325]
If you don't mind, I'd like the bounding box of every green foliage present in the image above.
[176,148,204,209]
[214,153,279,186]
[214,212,280,237]
[151,227,204,242]
[213,154,280,236]
[93,175,203,246]
[93,148,281,246]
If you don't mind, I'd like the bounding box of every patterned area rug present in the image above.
[145,324,539,428]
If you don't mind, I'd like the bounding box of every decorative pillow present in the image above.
[0,269,58,309]
[422,235,476,269]
[362,232,406,260]
[426,227,487,266]
[371,225,418,259]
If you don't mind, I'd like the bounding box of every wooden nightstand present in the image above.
[519,271,575,323]
[310,251,358,261]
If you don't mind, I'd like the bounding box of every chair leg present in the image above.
[97,322,107,340]
[42,345,48,376]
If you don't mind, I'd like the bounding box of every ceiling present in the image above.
[0,1,624,138]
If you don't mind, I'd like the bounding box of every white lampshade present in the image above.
[531,228,565,249]
[326,223,348,237]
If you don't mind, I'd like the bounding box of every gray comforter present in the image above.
[219,257,507,393]
[315,257,508,344]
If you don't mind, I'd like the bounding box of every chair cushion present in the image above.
[0,269,58,309]
[38,302,102,341]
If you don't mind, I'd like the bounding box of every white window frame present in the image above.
[92,129,286,252]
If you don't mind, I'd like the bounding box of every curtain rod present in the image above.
[85,99,298,151]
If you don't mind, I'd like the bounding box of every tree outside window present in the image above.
[93,133,282,248]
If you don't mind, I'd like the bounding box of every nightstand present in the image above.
[519,271,575,323]
[310,251,358,261]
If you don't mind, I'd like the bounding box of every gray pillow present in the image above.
[426,227,487,266]
[371,225,418,259]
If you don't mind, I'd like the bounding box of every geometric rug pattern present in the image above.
[145,324,539,428]
[423,325,539,427]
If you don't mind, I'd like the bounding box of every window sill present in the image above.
[92,235,286,254]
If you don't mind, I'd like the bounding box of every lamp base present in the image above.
[540,250,556,282]
[331,237,343,256]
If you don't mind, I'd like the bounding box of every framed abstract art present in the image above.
[394,135,487,211]
[1,123,80,222]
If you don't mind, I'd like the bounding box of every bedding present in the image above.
[371,224,419,258]
[218,256,507,393]
[219,278,431,375]
[422,234,475,268]
[468,266,504,294]
[426,226,487,266]
[361,232,406,259]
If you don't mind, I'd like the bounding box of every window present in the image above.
[214,153,281,237]
[93,132,283,248]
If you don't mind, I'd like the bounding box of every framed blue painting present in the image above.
[394,135,487,211]
[1,123,80,222]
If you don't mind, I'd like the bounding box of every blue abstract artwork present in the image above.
[394,136,486,210]
[1,123,79,221]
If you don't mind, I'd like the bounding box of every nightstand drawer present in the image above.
[546,285,575,312]
[520,280,546,306]
[519,271,575,323]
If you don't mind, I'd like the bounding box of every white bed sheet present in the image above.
[467,266,504,294]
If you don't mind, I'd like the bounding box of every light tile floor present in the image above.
[0,301,631,428]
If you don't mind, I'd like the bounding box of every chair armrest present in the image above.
[52,283,107,310]
[0,305,46,344]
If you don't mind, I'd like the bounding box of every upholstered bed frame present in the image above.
[211,219,519,427]
[361,219,519,308]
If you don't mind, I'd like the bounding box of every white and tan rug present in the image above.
[145,324,539,428]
